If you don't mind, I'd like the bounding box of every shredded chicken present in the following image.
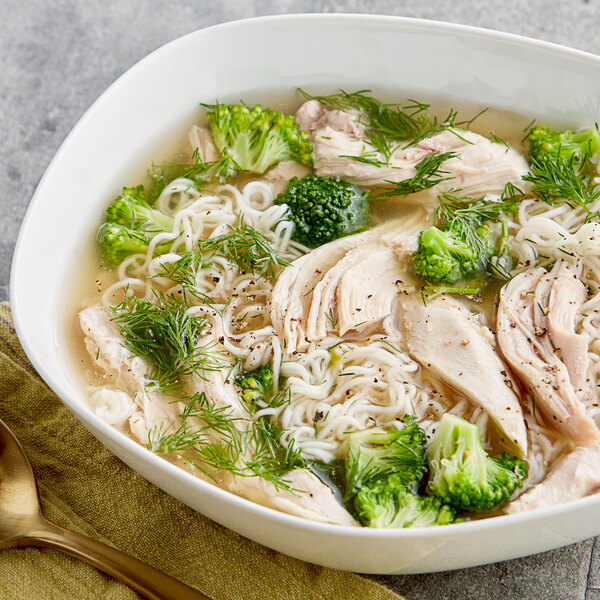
[224,469,356,526]
[506,443,600,513]
[399,295,528,456]
[270,220,420,353]
[496,264,599,444]
[295,100,529,200]
[189,125,218,163]
[79,305,180,441]
[546,264,590,391]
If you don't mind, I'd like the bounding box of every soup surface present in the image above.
[70,89,600,527]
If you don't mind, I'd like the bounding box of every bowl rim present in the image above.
[10,11,600,541]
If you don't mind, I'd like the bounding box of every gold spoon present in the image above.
[0,417,212,600]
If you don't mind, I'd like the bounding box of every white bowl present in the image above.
[11,14,600,574]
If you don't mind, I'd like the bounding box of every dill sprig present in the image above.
[110,293,227,392]
[159,214,289,291]
[433,184,522,252]
[368,151,458,199]
[523,153,600,220]
[156,252,215,304]
[300,89,432,145]
[149,383,304,492]
[299,89,486,167]
[197,215,290,277]
[149,148,239,199]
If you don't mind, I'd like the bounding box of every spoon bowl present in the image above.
[0,419,43,548]
[0,417,211,600]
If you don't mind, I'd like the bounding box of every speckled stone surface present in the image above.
[2,1,599,598]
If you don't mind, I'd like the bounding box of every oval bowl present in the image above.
[11,14,600,574]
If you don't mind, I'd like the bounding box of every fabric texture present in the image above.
[0,303,402,600]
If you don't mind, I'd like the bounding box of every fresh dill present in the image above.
[369,151,458,199]
[149,382,304,491]
[110,292,227,392]
[299,89,432,146]
[160,214,289,287]
[149,148,239,198]
[325,307,338,329]
[432,184,523,255]
[156,252,215,303]
[299,89,487,155]
[196,214,289,277]
[523,153,600,220]
[489,133,509,149]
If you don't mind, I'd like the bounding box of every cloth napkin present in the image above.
[0,303,402,600]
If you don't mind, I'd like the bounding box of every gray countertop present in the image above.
[1,0,599,598]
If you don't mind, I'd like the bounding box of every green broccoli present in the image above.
[97,185,177,267]
[204,103,313,174]
[528,124,600,165]
[412,223,494,285]
[345,422,427,496]
[274,174,369,248]
[235,364,274,406]
[106,185,174,232]
[354,474,457,528]
[524,125,600,210]
[427,413,527,513]
[343,420,458,528]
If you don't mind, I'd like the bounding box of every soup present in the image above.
[72,89,600,527]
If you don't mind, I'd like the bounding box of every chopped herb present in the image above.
[523,153,600,220]
[110,292,227,392]
[160,214,288,287]
[326,307,338,329]
[149,384,304,492]
[369,152,458,199]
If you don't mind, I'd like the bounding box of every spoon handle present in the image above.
[30,520,212,600]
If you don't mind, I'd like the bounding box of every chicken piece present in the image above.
[188,368,249,421]
[295,99,364,137]
[270,221,419,352]
[497,267,598,444]
[546,264,589,390]
[79,305,180,442]
[306,242,412,341]
[296,101,529,200]
[399,295,528,456]
[506,443,600,513]
[270,230,372,353]
[225,469,357,526]
[262,160,312,196]
[189,367,356,525]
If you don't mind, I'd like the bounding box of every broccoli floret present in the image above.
[205,103,313,174]
[427,413,527,512]
[106,185,174,232]
[354,474,458,528]
[345,423,427,496]
[528,125,600,165]
[97,186,176,267]
[412,224,494,285]
[274,175,369,248]
[235,364,274,406]
[97,223,173,267]
[342,420,459,528]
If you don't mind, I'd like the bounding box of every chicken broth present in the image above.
[68,87,600,527]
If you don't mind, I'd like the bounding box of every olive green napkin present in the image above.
[0,302,402,600]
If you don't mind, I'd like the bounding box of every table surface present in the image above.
[2,0,599,598]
